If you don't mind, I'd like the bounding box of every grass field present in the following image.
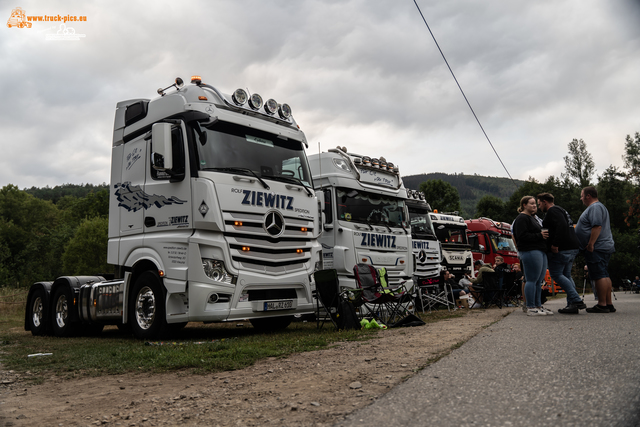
[0,286,463,384]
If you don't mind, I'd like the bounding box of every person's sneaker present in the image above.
[539,307,554,315]
[586,304,610,313]
[607,305,616,313]
[571,300,587,310]
[558,305,579,314]
[527,308,546,316]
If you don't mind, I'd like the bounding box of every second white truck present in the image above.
[308,148,414,292]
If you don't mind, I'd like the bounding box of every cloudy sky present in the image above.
[2,0,639,189]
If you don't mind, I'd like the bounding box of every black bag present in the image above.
[337,300,360,330]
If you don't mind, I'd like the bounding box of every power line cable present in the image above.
[412,0,519,189]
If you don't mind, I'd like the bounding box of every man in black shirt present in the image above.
[537,193,587,314]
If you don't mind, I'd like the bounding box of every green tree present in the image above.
[597,166,635,231]
[502,178,545,223]
[475,195,505,220]
[622,132,640,227]
[0,185,60,286]
[419,179,462,214]
[561,138,595,188]
[62,217,110,275]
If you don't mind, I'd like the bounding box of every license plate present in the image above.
[264,300,293,311]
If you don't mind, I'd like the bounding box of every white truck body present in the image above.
[25,76,322,338]
[308,148,414,291]
[406,190,442,287]
[429,212,472,279]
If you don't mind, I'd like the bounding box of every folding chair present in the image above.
[313,269,360,330]
[353,264,412,326]
[469,272,504,309]
[502,272,522,307]
[416,275,455,313]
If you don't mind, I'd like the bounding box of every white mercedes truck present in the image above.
[308,148,414,293]
[25,76,322,339]
[405,190,442,287]
[430,212,472,279]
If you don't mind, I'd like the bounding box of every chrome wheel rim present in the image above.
[135,286,155,330]
[55,294,68,328]
[31,296,43,328]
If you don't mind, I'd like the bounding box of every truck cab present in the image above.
[405,190,441,287]
[308,148,414,292]
[25,76,322,338]
[429,212,472,279]
[466,217,518,267]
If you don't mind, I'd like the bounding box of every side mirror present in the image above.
[152,123,173,170]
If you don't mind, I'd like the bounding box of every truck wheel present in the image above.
[28,288,48,336]
[51,287,78,337]
[249,315,293,331]
[129,271,167,340]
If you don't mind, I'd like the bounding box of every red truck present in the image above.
[466,217,518,268]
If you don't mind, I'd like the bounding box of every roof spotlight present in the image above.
[362,156,371,165]
[232,88,248,106]
[249,93,263,110]
[371,158,380,168]
[265,99,278,115]
[278,103,292,119]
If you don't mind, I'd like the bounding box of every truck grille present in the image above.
[223,210,315,274]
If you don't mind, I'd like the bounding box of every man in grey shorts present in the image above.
[575,186,616,313]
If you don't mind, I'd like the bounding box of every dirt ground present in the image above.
[0,308,513,427]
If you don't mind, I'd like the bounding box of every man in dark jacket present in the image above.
[537,193,586,314]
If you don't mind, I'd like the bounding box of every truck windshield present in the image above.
[408,206,436,238]
[336,188,407,228]
[491,234,517,252]
[194,121,312,187]
[435,225,468,245]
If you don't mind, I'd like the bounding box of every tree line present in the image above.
[419,133,640,285]
[0,184,110,287]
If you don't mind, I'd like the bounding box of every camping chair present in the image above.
[469,272,503,309]
[502,272,521,307]
[353,264,412,326]
[313,269,359,330]
[416,275,455,313]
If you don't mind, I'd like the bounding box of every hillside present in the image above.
[402,173,524,218]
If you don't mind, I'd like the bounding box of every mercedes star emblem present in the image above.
[264,210,285,237]
[418,250,427,263]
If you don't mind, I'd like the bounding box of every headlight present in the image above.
[202,259,236,284]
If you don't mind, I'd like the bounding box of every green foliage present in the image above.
[403,173,522,218]
[561,138,595,188]
[62,217,110,275]
[609,230,640,285]
[24,183,109,203]
[0,185,61,286]
[623,132,640,227]
[419,179,462,214]
[0,184,109,287]
[475,195,505,220]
